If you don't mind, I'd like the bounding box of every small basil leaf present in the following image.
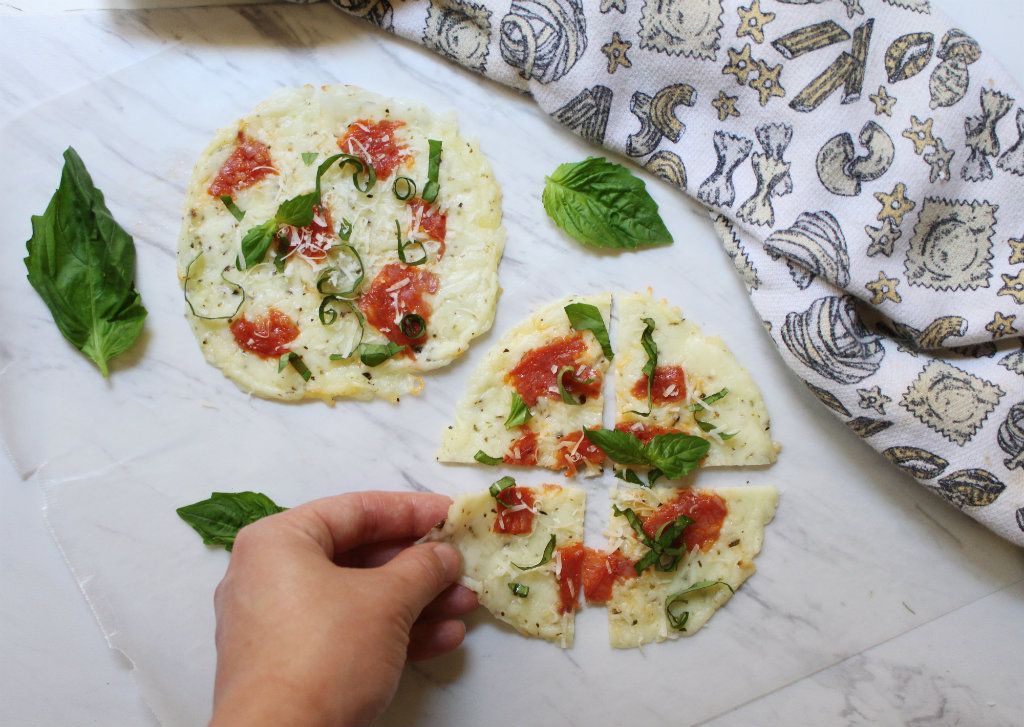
[644,433,710,479]
[513,534,556,570]
[393,176,416,201]
[504,392,533,429]
[584,429,648,466]
[301,151,318,166]
[359,341,404,367]
[690,388,730,413]
[557,366,583,405]
[474,450,502,466]
[564,302,613,360]
[542,157,673,251]
[239,219,278,269]
[176,491,287,551]
[400,313,426,339]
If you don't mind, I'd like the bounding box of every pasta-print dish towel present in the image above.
[293,0,1024,546]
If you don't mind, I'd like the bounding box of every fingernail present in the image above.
[431,542,461,580]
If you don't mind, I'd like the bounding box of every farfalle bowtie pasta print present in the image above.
[289,0,1024,546]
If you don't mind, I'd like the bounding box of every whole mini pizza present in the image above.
[177,84,504,401]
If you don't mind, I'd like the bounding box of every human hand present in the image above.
[208,491,476,727]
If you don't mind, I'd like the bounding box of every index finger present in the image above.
[287,490,451,559]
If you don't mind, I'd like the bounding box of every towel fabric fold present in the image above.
[290,0,1024,546]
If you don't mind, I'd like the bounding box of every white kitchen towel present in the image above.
[288,0,1024,545]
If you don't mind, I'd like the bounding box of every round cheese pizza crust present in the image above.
[177,84,504,402]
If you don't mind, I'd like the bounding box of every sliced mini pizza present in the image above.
[613,290,778,471]
[177,84,504,402]
[423,480,586,647]
[602,484,778,648]
[438,294,612,476]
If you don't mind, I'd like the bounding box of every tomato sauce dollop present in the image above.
[282,203,334,262]
[581,548,636,603]
[359,263,439,357]
[614,420,682,444]
[208,132,277,198]
[407,197,447,257]
[504,430,539,466]
[338,119,409,180]
[632,365,686,404]
[555,430,605,477]
[555,543,586,614]
[230,308,300,358]
[642,490,728,552]
[492,486,535,535]
[507,335,602,407]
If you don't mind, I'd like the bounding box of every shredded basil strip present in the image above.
[219,195,245,221]
[321,302,365,358]
[508,582,529,598]
[400,313,426,339]
[301,152,317,166]
[358,341,404,367]
[184,253,246,321]
[665,581,735,630]
[614,505,693,574]
[557,366,584,405]
[629,317,658,416]
[278,352,312,381]
[316,245,365,299]
[393,176,416,201]
[564,303,613,360]
[513,534,556,570]
[334,153,376,194]
[337,217,353,241]
[422,139,442,203]
[586,428,709,480]
[689,388,730,412]
[489,476,516,498]
[395,221,428,266]
[504,392,533,429]
[615,469,649,488]
[474,450,502,466]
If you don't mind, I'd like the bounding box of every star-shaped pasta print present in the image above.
[736,0,774,44]
[1008,236,1024,265]
[865,219,901,257]
[874,183,915,225]
[998,269,1024,304]
[749,59,785,106]
[866,270,902,304]
[600,0,626,13]
[869,86,896,116]
[601,32,632,74]
[723,44,755,86]
[985,311,1018,338]
[923,138,953,183]
[712,90,740,120]
[902,116,936,155]
[857,385,891,415]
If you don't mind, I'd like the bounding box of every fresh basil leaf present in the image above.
[301,151,318,166]
[542,157,673,251]
[557,366,583,405]
[25,147,148,377]
[513,534,556,570]
[665,581,735,630]
[219,195,245,221]
[474,450,502,466]
[584,428,648,466]
[276,191,318,228]
[645,433,710,479]
[317,245,365,300]
[176,491,287,551]
[508,582,529,598]
[359,341,404,367]
[421,139,442,203]
[613,504,654,547]
[279,352,312,381]
[504,392,533,429]
[564,302,613,360]
[238,219,278,269]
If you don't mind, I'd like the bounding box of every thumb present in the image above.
[377,542,462,625]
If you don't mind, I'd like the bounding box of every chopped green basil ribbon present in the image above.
[278,352,312,381]
[184,253,246,321]
[504,392,533,429]
[586,428,709,480]
[422,139,442,203]
[513,534,556,570]
[508,582,529,598]
[474,450,502,466]
[358,341,405,367]
[665,581,735,630]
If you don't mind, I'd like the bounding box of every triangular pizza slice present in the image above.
[614,291,778,469]
[438,293,612,476]
[423,482,586,647]
[600,484,778,648]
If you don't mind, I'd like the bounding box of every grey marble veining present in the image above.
[0,4,1022,727]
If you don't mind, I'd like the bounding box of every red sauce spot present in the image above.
[556,543,585,614]
[208,132,277,198]
[555,429,605,477]
[581,548,636,604]
[632,365,686,404]
[282,203,334,262]
[359,263,439,358]
[507,334,602,407]
[337,119,409,180]
[229,308,300,358]
[407,198,447,258]
[614,420,682,444]
[642,490,728,552]
[492,486,535,535]
[504,430,539,466]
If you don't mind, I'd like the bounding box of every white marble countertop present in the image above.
[1,2,1023,726]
